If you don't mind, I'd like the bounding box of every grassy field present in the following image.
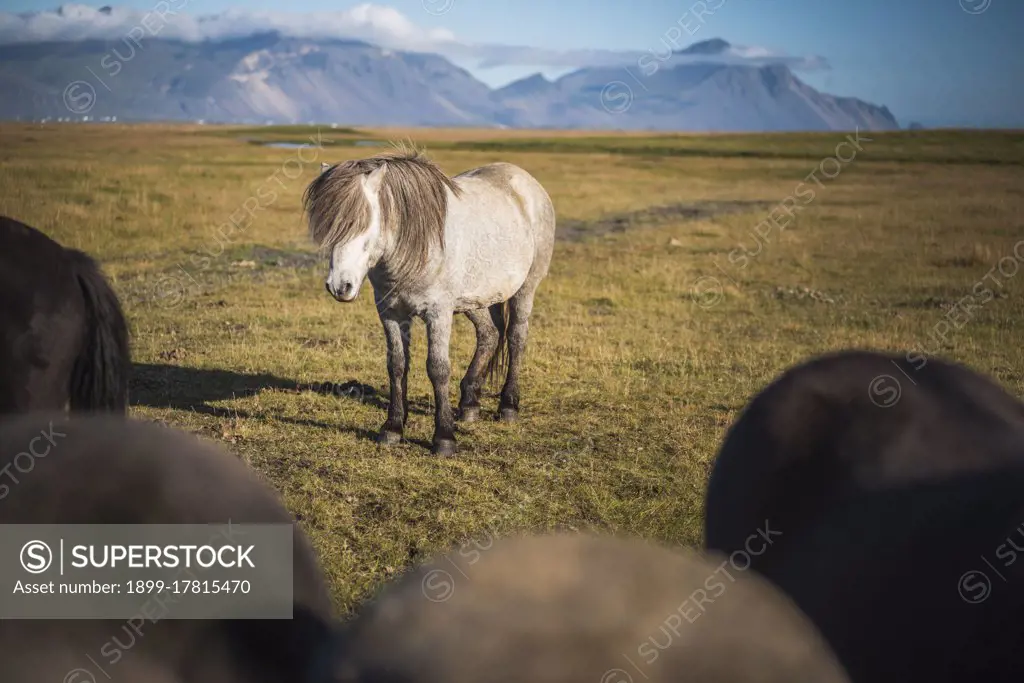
[2,122,1023,615]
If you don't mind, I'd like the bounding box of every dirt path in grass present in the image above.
[554,199,769,241]
[120,199,770,307]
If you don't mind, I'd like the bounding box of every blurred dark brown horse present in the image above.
[327,533,851,683]
[0,413,335,683]
[0,216,130,414]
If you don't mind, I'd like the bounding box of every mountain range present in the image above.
[0,30,900,131]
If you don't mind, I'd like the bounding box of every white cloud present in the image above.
[0,3,455,48]
[0,3,829,72]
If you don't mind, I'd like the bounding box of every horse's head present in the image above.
[304,147,456,305]
[326,163,389,303]
[304,161,389,303]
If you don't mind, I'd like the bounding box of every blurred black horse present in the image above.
[0,216,130,414]
[704,350,1024,683]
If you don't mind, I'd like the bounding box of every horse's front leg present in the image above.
[377,314,410,445]
[425,311,457,456]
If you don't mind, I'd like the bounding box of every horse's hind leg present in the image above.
[498,288,537,423]
[457,307,501,423]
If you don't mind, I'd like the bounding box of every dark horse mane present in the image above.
[66,247,131,410]
[0,216,131,413]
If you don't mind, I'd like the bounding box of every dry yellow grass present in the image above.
[1,122,1023,614]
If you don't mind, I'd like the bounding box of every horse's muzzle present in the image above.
[326,280,357,302]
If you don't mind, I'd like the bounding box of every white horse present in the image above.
[304,147,556,455]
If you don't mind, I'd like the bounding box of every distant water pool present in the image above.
[260,140,385,148]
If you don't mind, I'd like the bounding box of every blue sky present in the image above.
[4,0,1023,127]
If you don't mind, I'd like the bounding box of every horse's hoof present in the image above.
[432,438,457,457]
[499,408,519,423]
[458,406,480,423]
[377,430,402,445]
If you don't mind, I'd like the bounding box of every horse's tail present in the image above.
[67,249,131,412]
[484,302,510,389]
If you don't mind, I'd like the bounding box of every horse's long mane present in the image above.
[303,143,461,285]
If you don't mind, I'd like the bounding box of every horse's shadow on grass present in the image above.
[129,363,432,445]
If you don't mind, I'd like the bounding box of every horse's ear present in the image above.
[320,162,330,173]
[362,163,388,195]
